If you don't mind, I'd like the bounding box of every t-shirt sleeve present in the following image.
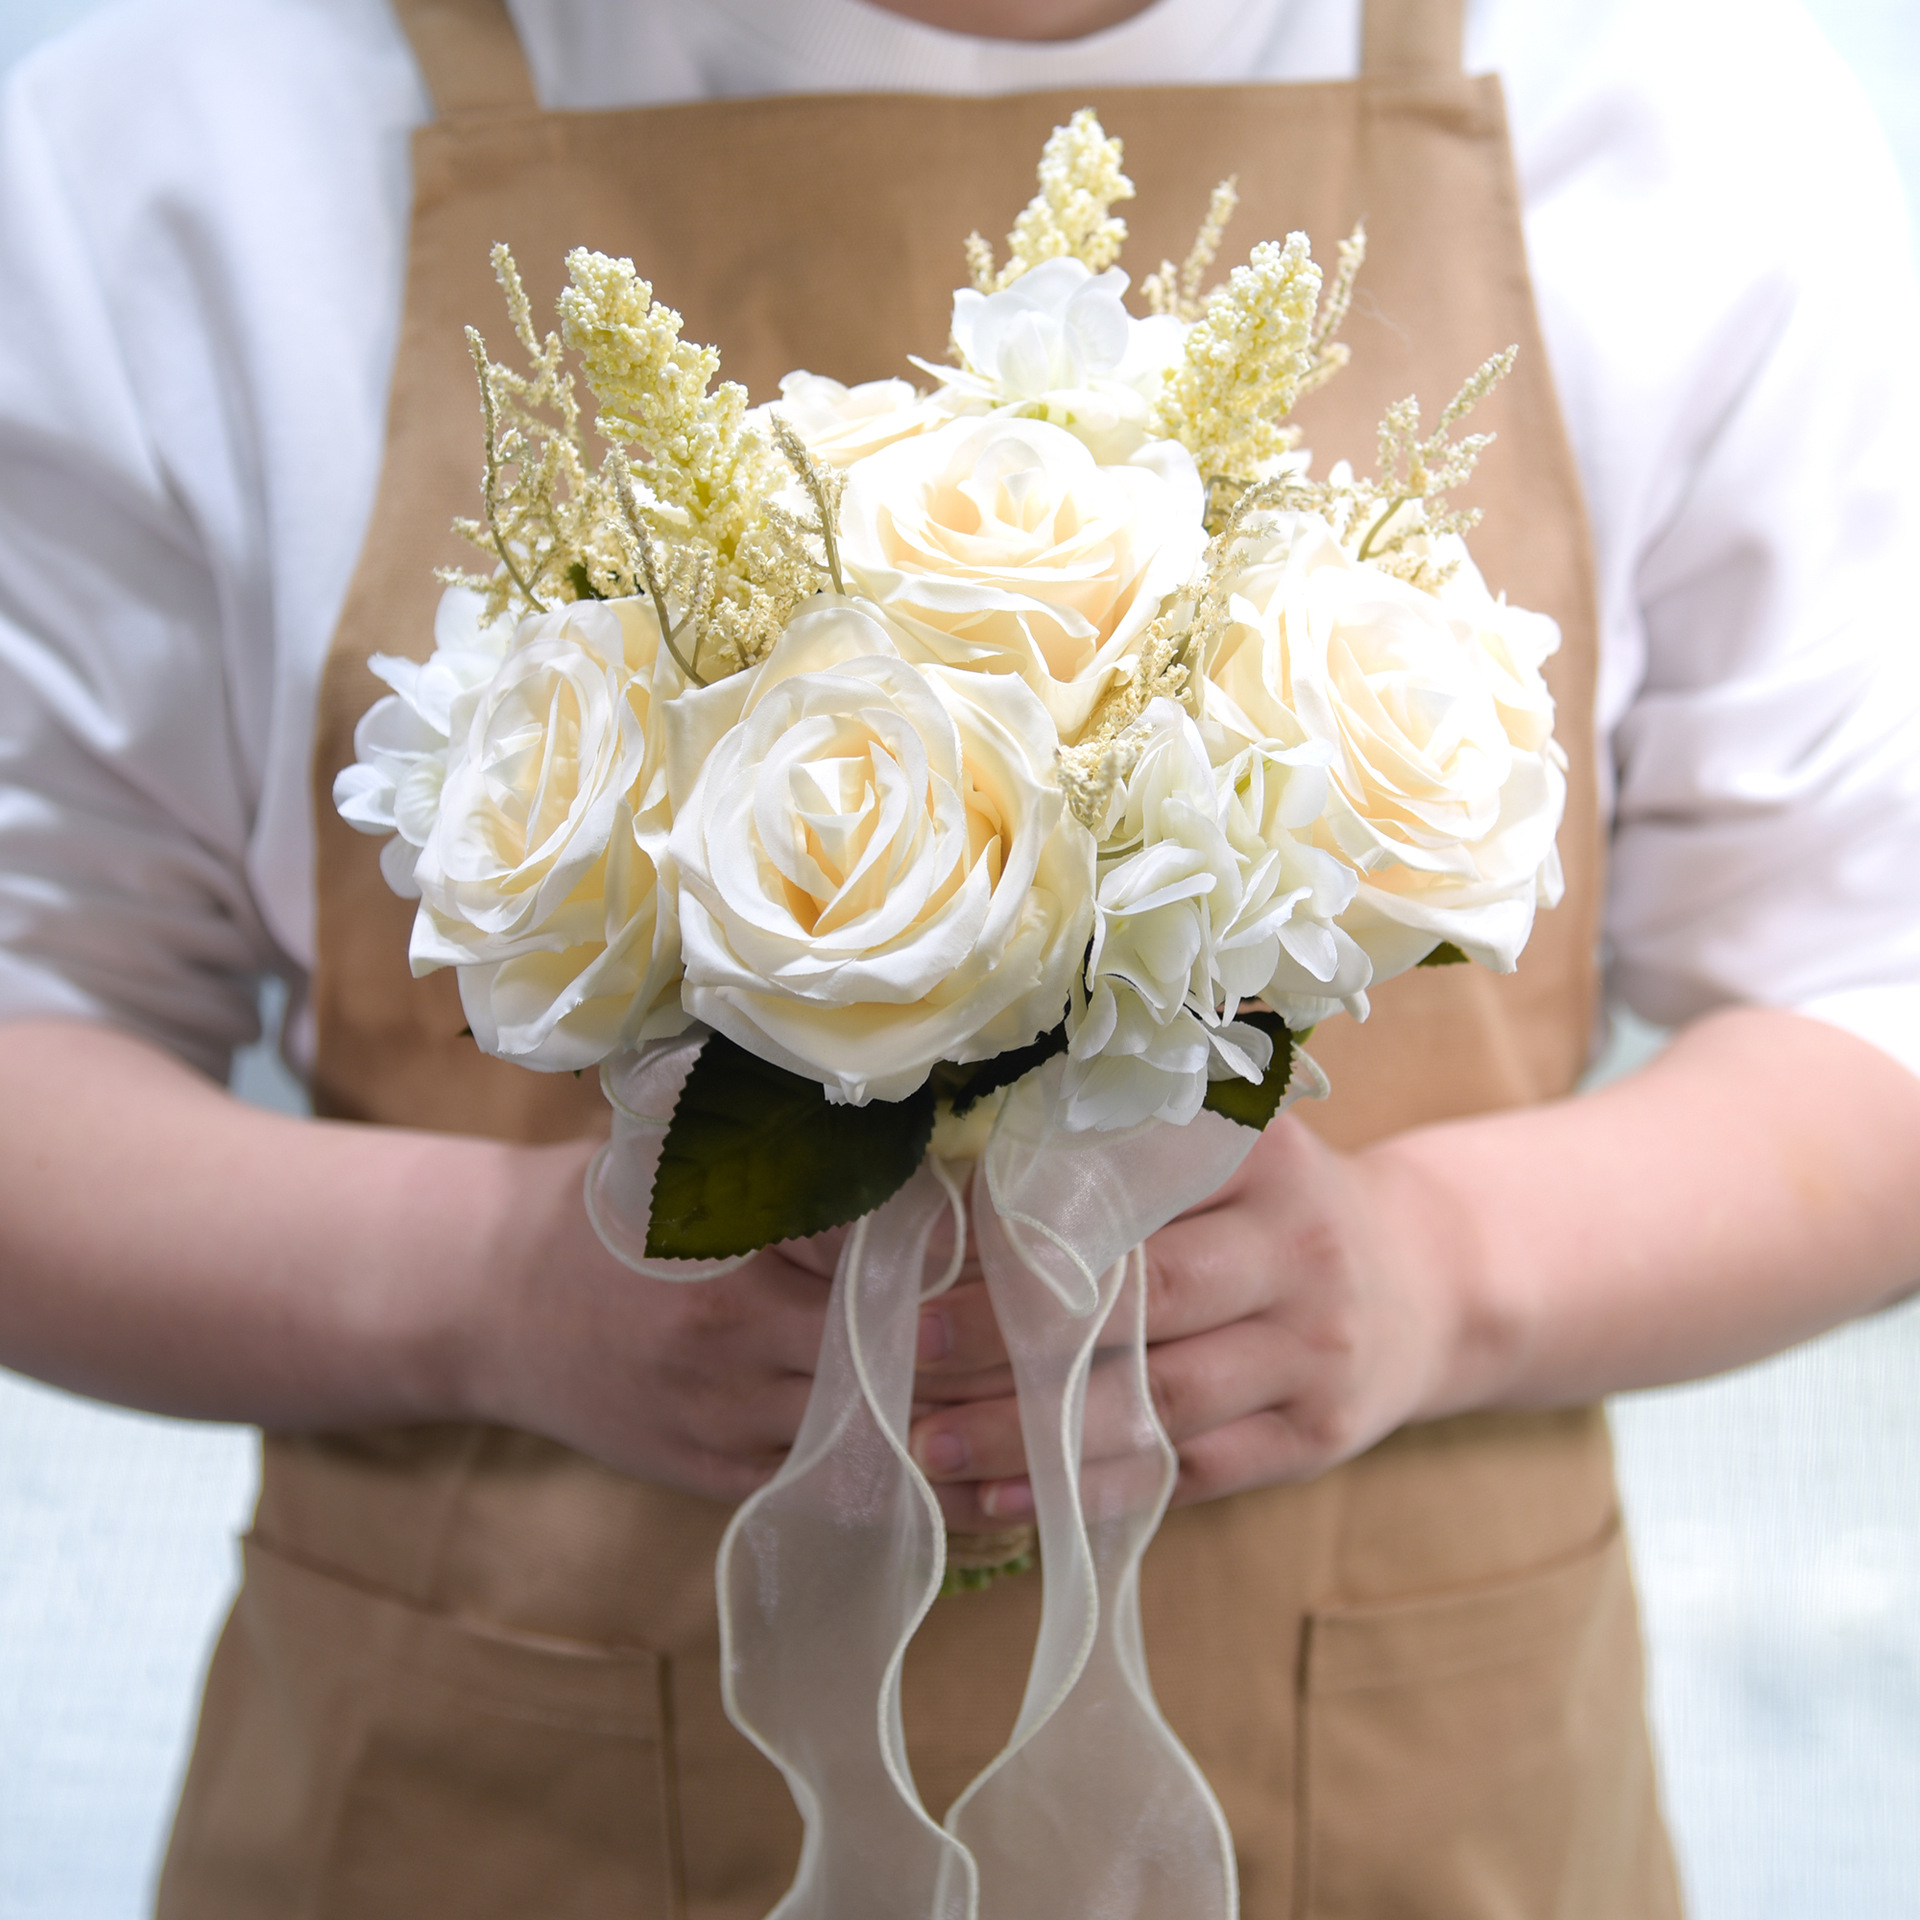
[0,61,273,1080]
[1516,0,1920,1081]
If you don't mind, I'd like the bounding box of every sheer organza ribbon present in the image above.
[586,1034,1325,1919]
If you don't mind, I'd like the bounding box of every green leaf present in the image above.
[565,561,608,602]
[1418,940,1468,967]
[646,1033,934,1259]
[1201,1011,1297,1131]
[928,1020,1069,1117]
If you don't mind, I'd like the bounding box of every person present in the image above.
[2,0,1919,1913]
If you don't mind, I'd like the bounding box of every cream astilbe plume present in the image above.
[1347,346,1517,586]
[1055,479,1283,836]
[1298,221,1367,399]
[764,414,849,597]
[559,248,820,677]
[448,245,638,622]
[965,107,1135,293]
[1149,234,1321,520]
[1247,345,1518,593]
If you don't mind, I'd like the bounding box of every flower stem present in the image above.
[614,456,709,686]
[1356,492,1412,563]
[468,329,544,612]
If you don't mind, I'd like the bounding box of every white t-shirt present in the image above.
[2,0,1918,1083]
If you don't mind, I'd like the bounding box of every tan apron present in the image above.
[157,2,1682,1913]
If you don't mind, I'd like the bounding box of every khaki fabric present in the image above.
[158,0,1681,1913]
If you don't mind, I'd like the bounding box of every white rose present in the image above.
[666,600,1093,1105]
[913,258,1187,462]
[333,585,514,898]
[764,372,958,467]
[1061,701,1356,1131]
[407,595,688,1070]
[840,414,1205,742]
[1204,512,1566,979]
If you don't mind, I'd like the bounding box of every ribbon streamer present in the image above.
[721,1161,977,1920]
[945,1060,1256,1919]
[587,1035,1324,1918]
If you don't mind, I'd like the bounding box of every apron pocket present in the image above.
[1298,1514,1676,1920]
[172,1533,682,1920]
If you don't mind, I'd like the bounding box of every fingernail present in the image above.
[914,1428,968,1475]
[917,1309,949,1363]
[981,1478,1034,1519]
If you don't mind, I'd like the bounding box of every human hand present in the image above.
[905,1116,1478,1530]
[467,1139,845,1502]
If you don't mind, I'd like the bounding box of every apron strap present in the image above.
[392,0,538,118]
[1361,0,1466,78]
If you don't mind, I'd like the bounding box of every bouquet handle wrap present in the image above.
[586,1040,1334,1918]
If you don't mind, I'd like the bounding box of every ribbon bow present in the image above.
[587,1033,1322,1919]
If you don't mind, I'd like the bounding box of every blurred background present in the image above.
[2,3,1918,1916]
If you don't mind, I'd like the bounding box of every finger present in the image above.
[1132,1113,1345,1330]
[930,1475,1029,1534]
[1168,1403,1359,1506]
[648,1255,832,1382]
[907,1313,1289,1489]
[911,1362,1018,1408]
[982,1321,1304,1476]
[914,1276,1010,1376]
[923,1184,1289,1376]
[905,1312,1287,1489]
[909,1389,1026,1485]
[1132,1209,1298,1347]
[933,1443,1187,1532]
[990,1319,1347,1494]
[1138,1320,1334,1450]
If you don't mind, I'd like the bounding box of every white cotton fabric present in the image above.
[1,0,1918,1083]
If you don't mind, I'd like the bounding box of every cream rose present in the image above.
[1204,512,1566,979]
[665,600,1093,1105]
[839,414,1204,741]
[405,595,688,1069]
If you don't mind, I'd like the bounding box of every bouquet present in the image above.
[336,110,1565,1920]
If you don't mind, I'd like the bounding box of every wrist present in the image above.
[1356,1128,1531,1424]
[437,1134,603,1434]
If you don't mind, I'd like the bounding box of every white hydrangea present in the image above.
[1061,700,1362,1131]
[1216,740,1374,1029]
[760,371,958,468]
[913,258,1188,464]
[332,585,515,898]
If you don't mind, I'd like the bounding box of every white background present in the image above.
[1,3,1918,1915]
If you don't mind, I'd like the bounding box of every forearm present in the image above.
[1386,1004,1920,1416]
[0,1016,582,1428]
